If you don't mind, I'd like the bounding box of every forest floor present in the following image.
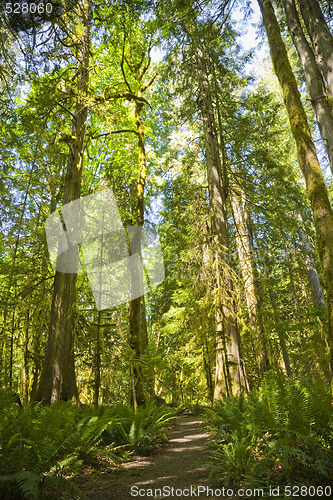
[74,412,231,500]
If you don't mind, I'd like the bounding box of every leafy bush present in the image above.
[0,392,175,499]
[204,374,333,491]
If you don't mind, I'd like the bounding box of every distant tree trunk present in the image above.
[230,190,262,380]
[93,311,101,407]
[243,199,271,374]
[295,212,326,308]
[22,310,29,405]
[297,0,333,97]
[262,256,293,377]
[29,314,42,401]
[259,0,333,392]
[283,0,333,174]
[203,336,214,402]
[195,45,247,399]
[36,0,90,403]
[1,163,34,389]
[282,236,302,321]
[9,312,15,390]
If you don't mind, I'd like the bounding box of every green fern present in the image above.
[0,470,39,500]
[0,394,175,498]
[204,374,333,488]
[205,434,254,485]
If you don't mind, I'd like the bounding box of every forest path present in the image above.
[86,413,216,499]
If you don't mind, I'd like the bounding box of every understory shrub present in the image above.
[204,373,333,493]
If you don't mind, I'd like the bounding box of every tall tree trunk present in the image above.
[297,0,333,97]
[36,0,90,403]
[128,97,148,406]
[9,312,15,390]
[295,212,326,308]
[258,0,333,392]
[283,0,333,174]
[29,311,42,401]
[195,45,247,399]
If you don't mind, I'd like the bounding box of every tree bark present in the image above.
[120,49,158,406]
[258,0,333,392]
[283,0,333,175]
[297,0,333,98]
[36,0,90,403]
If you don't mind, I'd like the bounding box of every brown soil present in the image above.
[79,413,223,500]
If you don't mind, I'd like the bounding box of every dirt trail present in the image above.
[87,413,216,499]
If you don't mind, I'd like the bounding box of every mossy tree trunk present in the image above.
[258,0,333,392]
[283,0,333,174]
[297,0,333,97]
[128,97,147,407]
[35,0,90,403]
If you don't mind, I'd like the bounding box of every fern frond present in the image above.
[0,470,40,499]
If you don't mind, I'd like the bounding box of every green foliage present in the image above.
[204,374,333,490]
[100,402,175,455]
[0,393,174,499]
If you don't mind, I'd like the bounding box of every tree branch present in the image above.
[139,56,151,82]
[141,72,158,92]
[94,91,150,106]
[110,129,139,135]
[121,34,133,93]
